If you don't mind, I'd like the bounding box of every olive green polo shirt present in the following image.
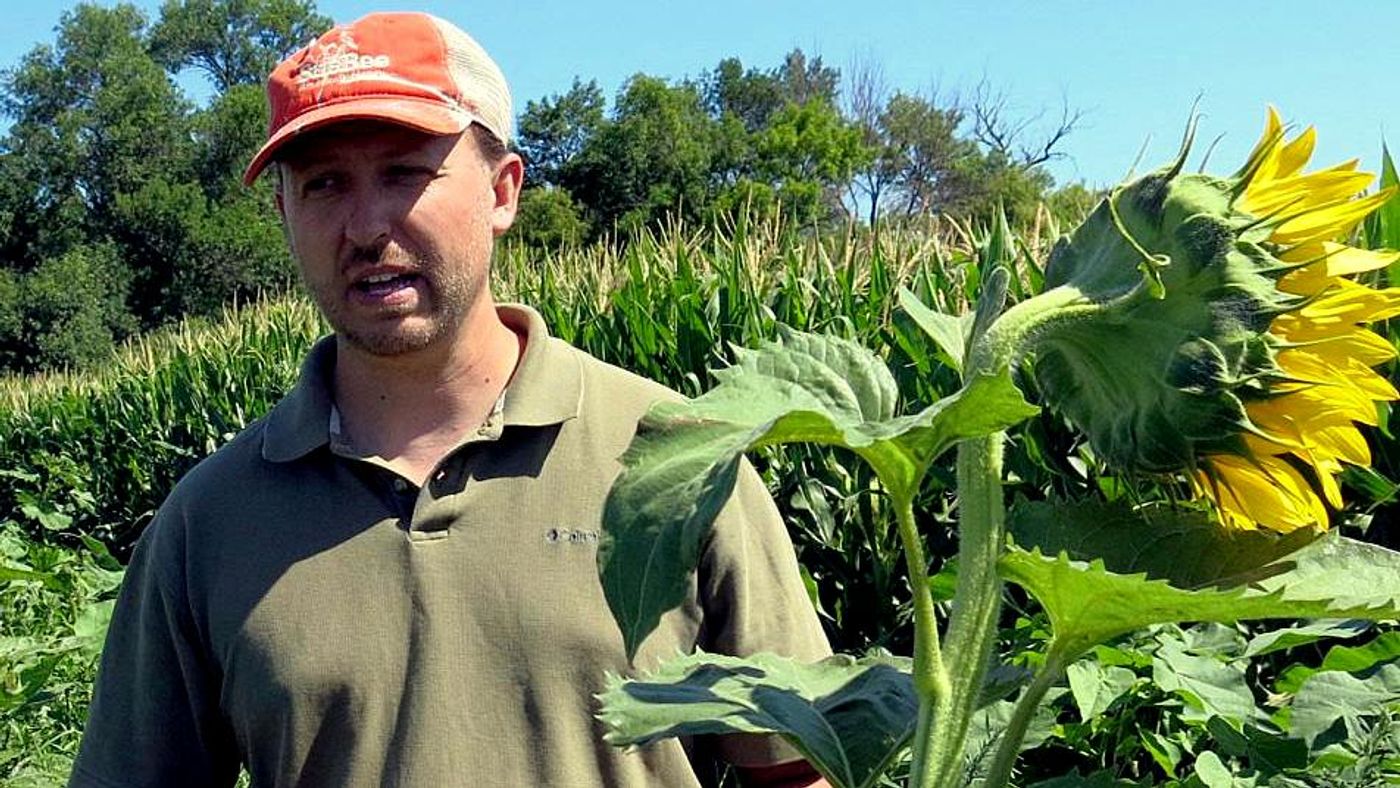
[70,304,829,788]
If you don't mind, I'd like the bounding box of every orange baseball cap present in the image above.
[242,12,512,186]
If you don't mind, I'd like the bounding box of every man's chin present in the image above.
[336,323,445,358]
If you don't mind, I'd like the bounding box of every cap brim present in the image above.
[242,97,475,187]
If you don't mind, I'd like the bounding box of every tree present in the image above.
[1,3,194,253]
[776,50,839,107]
[149,0,330,91]
[564,75,719,233]
[13,244,136,372]
[190,83,269,198]
[968,80,1082,168]
[517,79,605,189]
[0,1,304,371]
[878,93,982,219]
[510,187,588,249]
[751,99,870,225]
[702,57,785,132]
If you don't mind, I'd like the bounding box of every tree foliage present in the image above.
[0,1,295,372]
[148,0,330,91]
[514,49,1075,246]
[0,5,1078,372]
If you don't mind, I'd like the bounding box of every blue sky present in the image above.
[2,1,1396,189]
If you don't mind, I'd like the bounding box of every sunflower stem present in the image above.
[981,644,1074,787]
[914,284,1098,787]
[922,431,1008,788]
[896,491,950,786]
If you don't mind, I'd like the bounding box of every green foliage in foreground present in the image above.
[594,327,1400,787]
[1,214,1396,785]
[0,522,122,785]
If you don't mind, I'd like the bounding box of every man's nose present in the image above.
[344,186,393,247]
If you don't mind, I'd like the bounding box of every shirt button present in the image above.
[392,478,409,493]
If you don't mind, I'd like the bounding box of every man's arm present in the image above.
[69,510,240,787]
[699,462,836,783]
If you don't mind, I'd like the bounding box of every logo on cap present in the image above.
[295,26,391,87]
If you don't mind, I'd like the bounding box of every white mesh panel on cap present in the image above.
[430,15,513,143]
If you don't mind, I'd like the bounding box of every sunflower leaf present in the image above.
[1002,500,1400,659]
[600,329,1037,659]
[597,652,917,788]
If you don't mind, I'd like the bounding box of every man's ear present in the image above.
[489,152,525,238]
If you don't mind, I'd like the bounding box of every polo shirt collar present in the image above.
[497,303,583,428]
[260,303,580,463]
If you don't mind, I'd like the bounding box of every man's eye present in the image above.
[300,175,338,195]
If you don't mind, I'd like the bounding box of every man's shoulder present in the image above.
[156,416,278,519]
[557,339,685,416]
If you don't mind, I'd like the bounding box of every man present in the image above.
[69,11,830,788]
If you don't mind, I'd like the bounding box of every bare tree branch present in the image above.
[967,79,1083,168]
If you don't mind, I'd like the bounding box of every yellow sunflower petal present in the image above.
[1277,349,1400,401]
[1299,422,1372,467]
[1245,106,1287,180]
[1287,328,1398,367]
[1241,163,1372,218]
[1246,107,1317,185]
[1245,396,1372,467]
[1274,125,1317,180]
[1278,243,1400,295]
[1196,454,1328,532]
[1254,383,1381,426]
[1271,280,1400,340]
[1267,188,1397,246]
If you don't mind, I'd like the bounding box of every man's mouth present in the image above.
[354,271,422,297]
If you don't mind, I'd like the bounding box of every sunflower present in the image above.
[1191,108,1400,532]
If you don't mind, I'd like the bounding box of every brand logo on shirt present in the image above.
[545,527,599,545]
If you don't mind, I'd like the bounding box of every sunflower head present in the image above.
[1033,142,1292,473]
[1026,108,1400,532]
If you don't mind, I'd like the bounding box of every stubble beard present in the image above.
[306,248,479,358]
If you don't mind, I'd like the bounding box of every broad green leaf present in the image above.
[1192,750,1235,788]
[600,328,1037,658]
[1243,620,1369,658]
[1066,660,1138,722]
[1152,639,1260,724]
[1274,631,1400,695]
[1140,729,1186,777]
[1319,631,1400,673]
[1008,501,1318,587]
[0,565,59,590]
[898,287,972,373]
[597,652,915,788]
[1027,769,1148,787]
[17,500,72,532]
[1003,501,1400,659]
[1287,663,1400,746]
[72,600,115,658]
[964,689,1060,784]
[1228,724,1308,776]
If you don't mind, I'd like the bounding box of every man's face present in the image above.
[276,121,521,357]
